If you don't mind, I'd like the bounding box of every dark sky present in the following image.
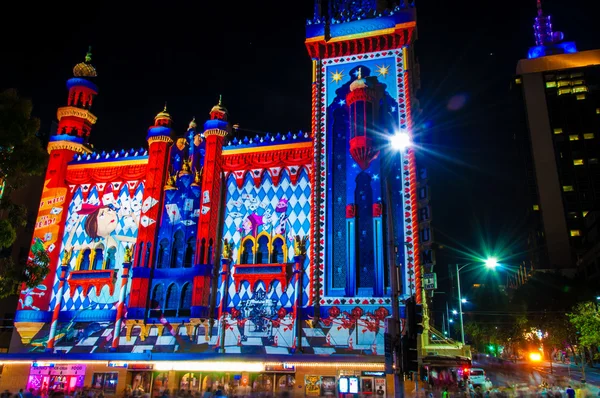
[1,1,598,290]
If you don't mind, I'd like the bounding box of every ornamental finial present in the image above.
[85,46,92,63]
[357,67,362,79]
[218,94,223,106]
[163,102,168,112]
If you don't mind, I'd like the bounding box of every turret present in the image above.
[127,105,173,319]
[192,96,230,317]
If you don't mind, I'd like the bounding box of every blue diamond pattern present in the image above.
[223,169,311,309]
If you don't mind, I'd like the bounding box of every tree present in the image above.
[0,89,49,298]
[568,301,600,368]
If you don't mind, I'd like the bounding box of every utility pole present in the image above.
[384,155,404,398]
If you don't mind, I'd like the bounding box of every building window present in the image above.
[570,72,583,78]
[573,86,588,94]
[165,284,179,310]
[569,135,579,141]
[590,158,599,164]
[553,128,563,135]
[256,235,270,264]
[241,238,254,264]
[558,88,572,95]
[515,77,522,84]
[558,74,568,80]
[573,159,584,166]
[533,204,540,211]
[584,133,595,139]
[271,237,285,263]
[583,211,589,217]
[596,108,600,114]
[545,81,557,88]
[557,81,570,88]
[180,283,192,311]
[563,185,574,192]
[105,247,117,269]
[570,230,582,237]
[568,212,578,219]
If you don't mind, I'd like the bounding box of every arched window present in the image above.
[184,238,195,268]
[79,249,91,271]
[256,235,269,264]
[271,237,285,264]
[180,283,192,311]
[207,239,214,264]
[157,239,169,269]
[136,242,144,267]
[92,245,104,270]
[151,284,164,308]
[145,243,152,268]
[165,284,179,316]
[241,239,254,264]
[199,238,206,264]
[105,247,117,269]
[171,230,184,268]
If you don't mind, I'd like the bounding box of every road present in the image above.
[475,358,600,389]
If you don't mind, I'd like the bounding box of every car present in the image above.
[467,368,487,387]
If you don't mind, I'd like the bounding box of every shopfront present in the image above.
[26,363,86,396]
[304,370,387,397]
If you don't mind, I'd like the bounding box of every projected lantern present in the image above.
[346,68,384,170]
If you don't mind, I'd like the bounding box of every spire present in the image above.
[73,46,97,77]
[85,46,92,63]
[163,102,168,112]
[218,94,223,106]
[154,103,172,127]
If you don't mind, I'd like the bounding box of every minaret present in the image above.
[191,96,230,317]
[127,106,173,319]
[528,0,574,58]
[15,48,97,345]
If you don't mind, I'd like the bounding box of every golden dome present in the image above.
[210,95,228,114]
[73,47,97,77]
[155,103,172,121]
[349,67,367,91]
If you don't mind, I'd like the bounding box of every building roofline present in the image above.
[517,49,600,75]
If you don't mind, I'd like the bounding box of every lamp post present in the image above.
[385,130,411,398]
[455,257,498,345]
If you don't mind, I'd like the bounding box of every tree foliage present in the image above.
[568,302,600,350]
[0,89,49,297]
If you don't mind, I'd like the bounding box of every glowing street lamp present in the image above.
[390,131,412,151]
[461,298,467,303]
[485,257,499,269]
[452,310,458,315]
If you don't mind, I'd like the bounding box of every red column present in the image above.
[128,136,171,315]
[193,129,227,309]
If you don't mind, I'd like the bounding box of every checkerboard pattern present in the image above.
[221,170,311,309]
[50,182,143,312]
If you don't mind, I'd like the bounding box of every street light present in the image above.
[485,257,499,269]
[452,310,458,315]
[390,131,412,151]
[455,257,497,345]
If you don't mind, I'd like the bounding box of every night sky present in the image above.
[1,1,598,298]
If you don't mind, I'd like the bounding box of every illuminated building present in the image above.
[1,1,423,395]
[516,0,600,272]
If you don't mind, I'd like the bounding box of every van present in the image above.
[468,368,486,387]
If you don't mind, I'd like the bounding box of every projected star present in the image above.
[376,64,390,77]
[330,69,344,84]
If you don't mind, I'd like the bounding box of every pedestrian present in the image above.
[566,385,575,398]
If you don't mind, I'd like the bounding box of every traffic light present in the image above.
[405,296,423,338]
[401,334,418,373]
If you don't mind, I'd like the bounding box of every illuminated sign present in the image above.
[339,377,349,394]
[349,377,359,394]
[264,363,295,373]
[362,371,385,377]
[107,361,128,368]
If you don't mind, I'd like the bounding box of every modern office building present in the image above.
[515,0,600,271]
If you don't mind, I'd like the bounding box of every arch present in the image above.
[165,283,179,310]
[92,244,104,270]
[271,236,286,264]
[151,284,164,308]
[104,246,117,269]
[157,238,169,269]
[184,238,195,268]
[79,248,91,271]
[256,233,270,264]
[207,239,214,264]
[171,230,185,268]
[180,282,192,310]
[145,243,152,268]
[199,238,206,265]
[240,237,255,264]
[136,242,144,267]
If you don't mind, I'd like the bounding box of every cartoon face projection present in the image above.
[84,205,118,239]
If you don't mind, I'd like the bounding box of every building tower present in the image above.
[516,0,600,273]
[14,48,97,344]
[127,107,173,319]
[193,97,230,316]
